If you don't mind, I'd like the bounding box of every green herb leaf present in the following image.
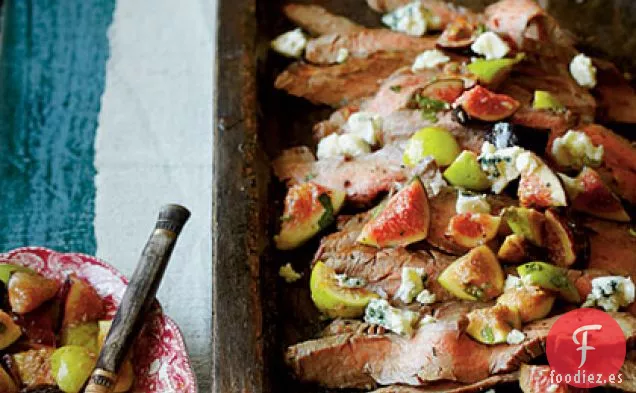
[481,325,495,343]
[390,85,402,93]
[476,23,487,35]
[317,193,335,230]
[304,173,317,181]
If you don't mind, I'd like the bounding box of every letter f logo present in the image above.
[572,324,602,368]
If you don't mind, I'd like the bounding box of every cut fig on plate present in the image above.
[274,182,346,250]
[14,301,59,348]
[12,348,56,387]
[0,310,21,350]
[467,53,525,87]
[8,272,59,314]
[544,209,576,267]
[0,365,18,393]
[443,150,491,191]
[560,167,629,222]
[497,285,555,323]
[466,304,521,345]
[437,18,479,48]
[437,245,504,301]
[357,178,430,248]
[403,126,461,167]
[418,79,464,104]
[517,152,567,208]
[497,234,528,263]
[456,85,520,122]
[502,207,545,246]
[310,262,378,319]
[517,262,580,303]
[445,213,501,249]
[0,263,36,285]
[519,365,570,393]
[62,275,104,327]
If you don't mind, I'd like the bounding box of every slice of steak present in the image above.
[283,3,366,36]
[272,144,408,205]
[286,310,636,389]
[370,372,519,393]
[313,104,360,141]
[305,30,437,65]
[484,0,574,52]
[275,52,412,107]
[583,218,636,281]
[366,0,477,29]
[594,58,636,124]
[364,69,441,116]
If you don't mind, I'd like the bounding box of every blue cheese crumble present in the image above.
[271,28,307,58]
[582,276,636,312]
[395,267,426,304]
[551,130,603,170]
[381,1,440,36]
[364,299,420,336]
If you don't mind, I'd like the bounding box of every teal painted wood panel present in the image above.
[0,0,114,253]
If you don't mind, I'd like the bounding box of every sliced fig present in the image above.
[62,275,104,327]
[517,152,567,208]
[357,178,430,248]
[446,213,501,249]
[466,304,521,345]
[13,301,59,348]
[274,182,346,250]
[457,85,520,122]
[437,18,479,48]
[0,365,18,393]
[544,209,576,267]
[0,310,21,350]
[502,207,545,246]
[8,272,59,314]
[438,245,504,301]
[12,348,56,387]
[520,365,570,393]
[497,285,555,323]
[563,167,630,222]
[418,79,464,104]
[497,234,528,263]
[467,53,525,87]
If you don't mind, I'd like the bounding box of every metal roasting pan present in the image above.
[212,1,636,392]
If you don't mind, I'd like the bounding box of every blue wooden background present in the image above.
[0,0,115,253]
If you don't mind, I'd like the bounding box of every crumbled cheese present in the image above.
[271,28,307,58]
[316,133,371,160]
[504,275,522,291]
[506,329,526,345]
[471,32,510,60]
[382,1,436,36]
[582,276,636,312]
[478,142,524,194]
[456,191,491,214]
[336,48,349,63]
[419,314,437,326]
[416,289,437,305]
[551,130,604,169]
[279,263,302,283]
[412,49,450,72]
[345,112,382,145]
[569,53,597,88]
[364,299,420,336]
[424,169,447,197]
[395,267,426,304]
[335,273,367,289]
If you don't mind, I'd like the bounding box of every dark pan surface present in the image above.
[213,1,636,392]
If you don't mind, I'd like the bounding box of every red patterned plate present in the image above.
[0,247,197,393]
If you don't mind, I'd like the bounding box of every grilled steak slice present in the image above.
[594,58,636,124]
[370,373,519,393]
[612,356,636,392]
[283,4,365,36]
[275,52,412,107]
[319,245,456,302]
[272,144,408,205]
[366,0,477,29]
[364,69,441,116]
[584,218,636,280]
[484,0,574,53]
[305,30,437,65]
[286,311,636,389]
